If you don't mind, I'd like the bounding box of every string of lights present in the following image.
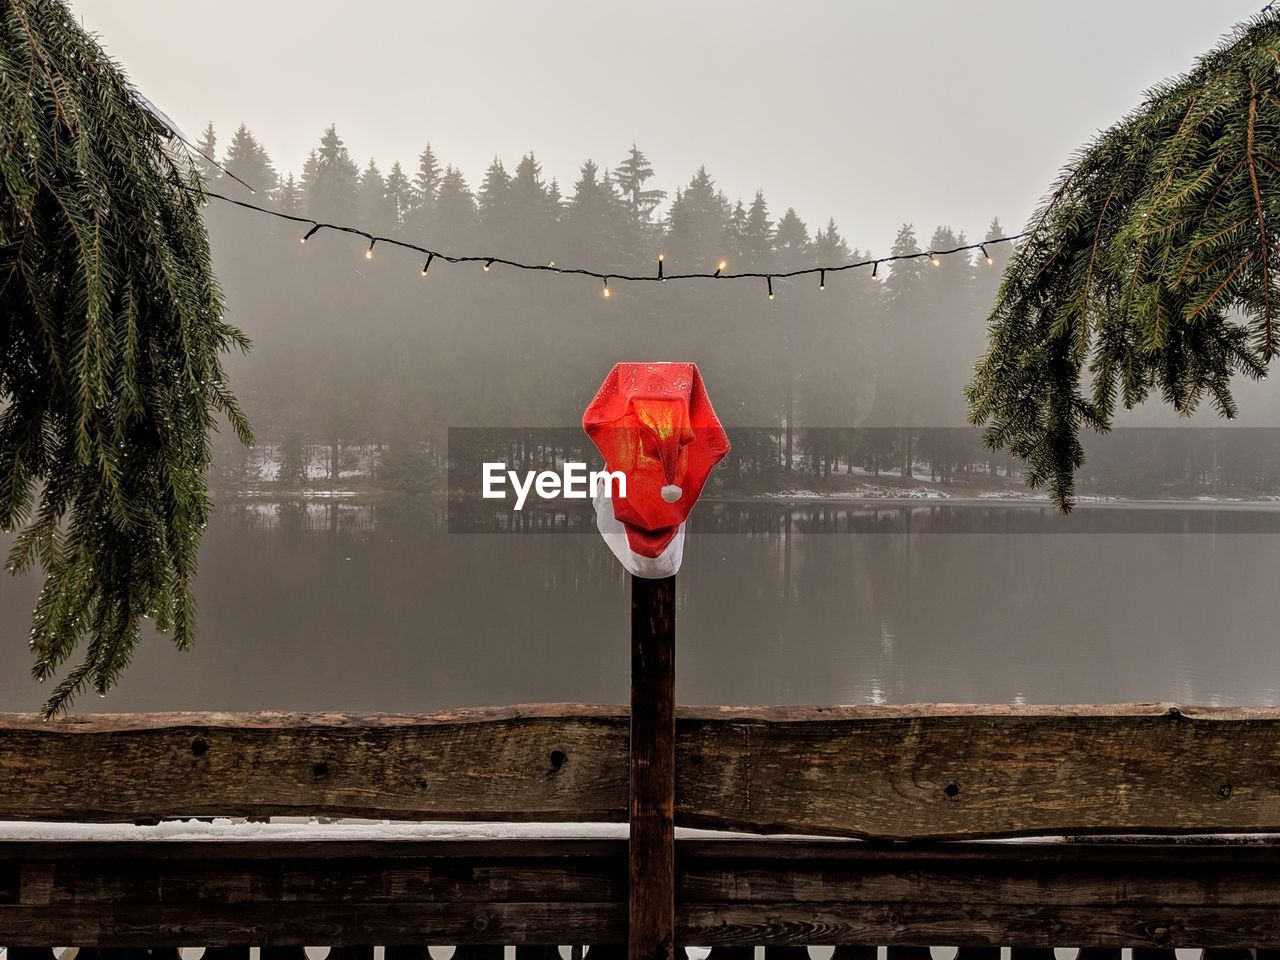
[203,189,1024,298]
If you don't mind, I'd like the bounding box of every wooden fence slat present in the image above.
[327,949,375,960]
[678,703,1280,839]
[764,948,810,960]
[0,903,624,947]
[0,709,628,829]
[3,837,1277,948]
[452,947,503,960]
[16,857,624,905]
[201,950,252,960]
[630,574,677,960]
[832,948,878,960]
[5,705,1280,839]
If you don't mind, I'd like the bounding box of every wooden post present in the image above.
[630,573,677,960]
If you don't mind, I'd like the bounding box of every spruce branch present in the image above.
[968,10,1280,510]
[1,0,252,714]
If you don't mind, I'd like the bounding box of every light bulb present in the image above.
[602,278,611,299]
[483,259,493,272]
[819,269,826,291]
[548,260,556,267]
[767,276,774,300]
[364,238,376,260]
[929,253,940,267]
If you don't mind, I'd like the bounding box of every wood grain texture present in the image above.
[630,575,677,960]
[2,837,1280,946]
[5,703,1280,838]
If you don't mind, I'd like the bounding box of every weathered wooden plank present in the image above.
[676,703,1280,839]
[1,837,1278,947]
[678,904,1280,948]
[5,704,1280,838]
[15,857,625,905]
[630,575,678,960]
[0,707,629,826]
[0,901,626,946]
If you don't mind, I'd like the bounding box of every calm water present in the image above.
[2,500,1279,712]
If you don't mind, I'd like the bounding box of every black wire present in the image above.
[203,189,1024,284]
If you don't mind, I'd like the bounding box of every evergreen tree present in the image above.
[222,123,278,200]
[614,143,666,224]
[384,161,413,230]
[546,178,564,218]
[415,144,442,202]
[564,159,628,268]
[665,166,728,270]
[968,11,1280,507]
[915,226,977,477]
[723,199,748,262]
[477,157,511,240]
[356,159,391,230]
[301,124,359,222]
[774,207,810,268]
[812,218,851,262]
[740,191,774,269]
[878,224,926,476]
[434,164,478,244]
[278,172,302,214]
[508,152,553,257]
[0,0,252,714]
[405,143,442,237]
[193,121,219,182]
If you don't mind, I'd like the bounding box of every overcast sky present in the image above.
[71,0,1251,254]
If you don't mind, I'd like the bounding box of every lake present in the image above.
[2,499,1279,712]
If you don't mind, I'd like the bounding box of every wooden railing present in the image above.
[3,704,1280,948]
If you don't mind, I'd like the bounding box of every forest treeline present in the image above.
[198,122,1280,495]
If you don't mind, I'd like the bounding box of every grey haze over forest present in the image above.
[57,0,1280,464]
[72,0,1247,259]
[6,0,1280,716]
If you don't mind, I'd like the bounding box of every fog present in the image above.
[45,1,1280,486]
[4,0,1277,713]
[73,0,1245,260]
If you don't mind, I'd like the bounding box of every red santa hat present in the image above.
[583,362,730,577]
